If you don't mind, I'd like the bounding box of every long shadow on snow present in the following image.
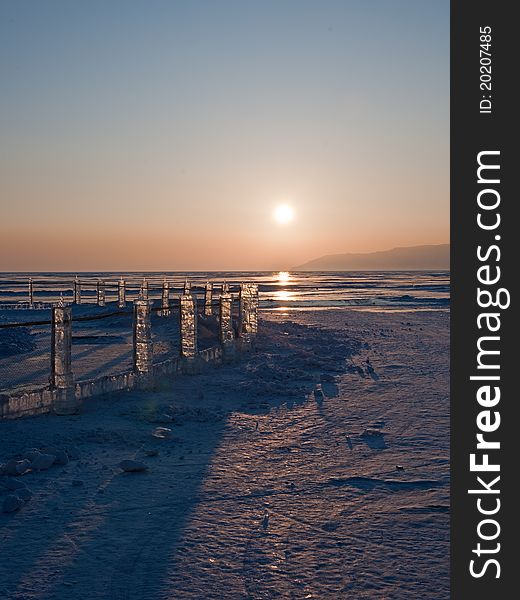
[0,317,360,599]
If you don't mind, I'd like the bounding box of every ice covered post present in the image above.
[118,277,126,308]
[183,280,191,295]
[219,287,235,350]
[73,276,81,304]
[161,280,170,316]
[133,297,153,384]
[238,283,259,346]
[96,279,105,306]
[28,278,34,308]
[51,299,78,414]
[204,281,213,316]
[180,292,197,359]
[138,278,149,300]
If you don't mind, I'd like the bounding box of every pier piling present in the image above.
[238,283,259,346]
[51,300,78,414]
[219,289,235,359]
[161,280,170,316]
[204,282,213,316]
[133,298,153,386]
[118,277,126,308]
[96,280,105,306]
[73,276,81,304]
[28,278,34,308]
[180,292,197,360]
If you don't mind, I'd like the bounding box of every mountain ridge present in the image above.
[293,244,450,271]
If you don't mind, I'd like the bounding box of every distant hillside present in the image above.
[293,244,449,271]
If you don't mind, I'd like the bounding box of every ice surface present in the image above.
[0,308,449,599]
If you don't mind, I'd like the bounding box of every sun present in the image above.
[273,204,294,225]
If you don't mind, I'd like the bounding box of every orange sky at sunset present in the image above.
[0,2,448,271]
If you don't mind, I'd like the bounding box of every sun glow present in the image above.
[273,204,294,225]
[274,289,294,302]
[277,271,290,283]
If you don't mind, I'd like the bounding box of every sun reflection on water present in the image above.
[274,289,294,302]
[273,271,294,302]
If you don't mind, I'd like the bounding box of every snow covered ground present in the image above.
[0,308,449,599]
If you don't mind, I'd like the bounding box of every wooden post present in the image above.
[140,278,149,300]
[118,277,126,308]
[204,282,213,316]
[28,278,34,308]
[73,276,81,304]
[161,280,170,316]
[239,283,259,346]
[180,293,197,359]
[133,298,153,384]
[51,300,78,414]
[219,292,235,349]
[97,280,105,306]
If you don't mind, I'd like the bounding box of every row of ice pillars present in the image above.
[31,277,216,311]
[49,282,259,414]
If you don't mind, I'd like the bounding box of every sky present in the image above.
[0,0,449,271]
